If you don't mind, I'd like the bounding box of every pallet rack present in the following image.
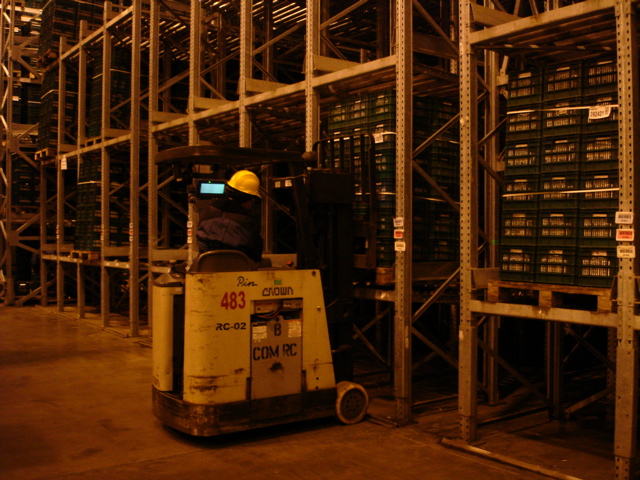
[459,1,639,478]
[0,0,45,306]
[146,0,464,429]
[37,1,147,335]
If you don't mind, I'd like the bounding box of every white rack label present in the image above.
[617,245,636,258]
[394,217,404,228]
[589,105,612,120]
[616,212,634,225]
[60,156,68,170]
[394,241,406,252]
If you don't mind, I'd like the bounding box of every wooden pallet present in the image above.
[71,250,100,261]
[35,148,56,161]
[487,280,612,313]
[84,136,101,147]
[37,49,58,68]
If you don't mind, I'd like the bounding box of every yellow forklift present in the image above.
[151,146,369,436]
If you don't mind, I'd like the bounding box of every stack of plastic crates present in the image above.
[500,59,619,287]
[325,91,460,274]
[74,156,102,251]
[37,69,78,151]
[87,47,132,138]
[11,156,40,209]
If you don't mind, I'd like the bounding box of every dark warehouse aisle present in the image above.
[0,305,602,480]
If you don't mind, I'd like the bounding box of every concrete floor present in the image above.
[0,305,613,480]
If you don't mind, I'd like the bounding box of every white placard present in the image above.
[394,241,406,252]
[60,156,68,170]
[394,217,404,228]
[617,245,636,258]
[589,105,613,120]
[616,212,634,225]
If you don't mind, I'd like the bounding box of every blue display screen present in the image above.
[199,181,225,195]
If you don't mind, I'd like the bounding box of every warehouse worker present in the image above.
[196,170,263,263]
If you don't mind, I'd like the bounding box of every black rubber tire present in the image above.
[335,381,369,425]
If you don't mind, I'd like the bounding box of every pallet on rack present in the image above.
[71,250,100,261]
[84,136,102,147]
[36,50,58,68]
[486,280,612,313]
[35,148,56,161]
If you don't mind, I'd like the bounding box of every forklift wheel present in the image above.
[335,381,369,425]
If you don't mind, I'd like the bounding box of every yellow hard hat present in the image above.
[227,170,261,198]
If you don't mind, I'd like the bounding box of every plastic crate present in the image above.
[376,192,396,211]
[542,99,584,138]
[505,107,543,142]
[427,239,459,262]
[581,133,618,172]
[377,214,394,235]
[578,209,617,247]
[539,173,580,210]
[536,247,577,285]
[576,247,617,287]
[537,210,579,246]
[584,59,617,97]
[507,70,543,108]
[503,175,539,211]
[583,93,619,134]
[580,171,619,209]
[501,211,538,245]
[542,137,581,173]
[500,246,536,282]
[376,239,395,267]
[504,140,541,176]
[544,63,583,102]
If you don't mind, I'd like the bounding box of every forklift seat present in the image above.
[190,250,257,273]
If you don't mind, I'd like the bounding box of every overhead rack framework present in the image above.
[459,1,640,479]
[0,0,45,306]
[147,0,465,427]
[37,1,149,337]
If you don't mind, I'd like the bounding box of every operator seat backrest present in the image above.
[190,250,257,273]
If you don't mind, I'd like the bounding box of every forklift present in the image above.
[151,145,369,436]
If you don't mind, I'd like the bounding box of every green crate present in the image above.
[506,107,543,142]
[544,62,583,102]
[504,140,541,176]
[576,247,617,287]
[376,193,396,210]
[578,209,617,247]
[581,133,618,172]
[500,246,536,282]
[542,137,581,173]
[536,246,577,285]
[537,210,579,246]
[584,59,617,97]
[539,173,580,210]
[376,239,395,267]
[427,239,459,262]
[501,211,538,245]
[507,69,543,108]
[503,175,539,211]
[580,171,619,209]
[542,99,584,138]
